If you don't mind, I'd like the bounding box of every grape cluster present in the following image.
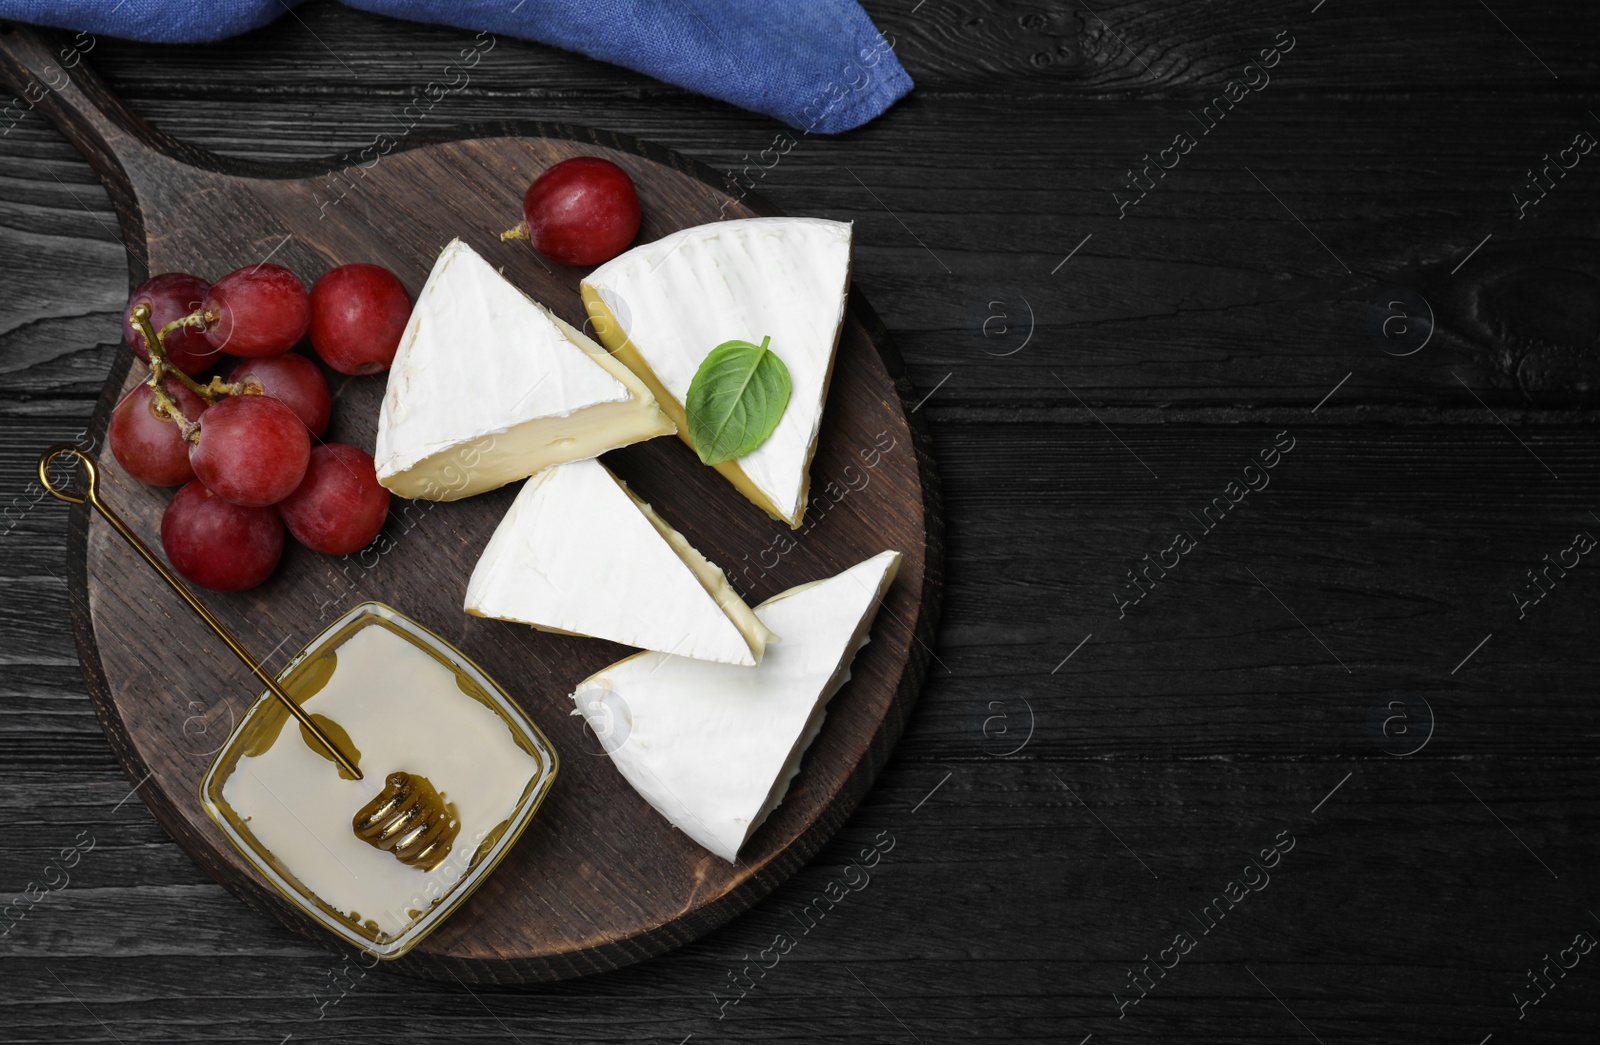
[109,262,412,591]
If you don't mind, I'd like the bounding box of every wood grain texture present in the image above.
[0,25,941,981]
[4,0,1600,1040]
[49,0,1600,99]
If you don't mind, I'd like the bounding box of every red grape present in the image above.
[277,443,390,555]
[108,381,210,486]
[189,394,310,507]
[203,263,311,358]
[122,273,217,375]
[309,264,411,375]
[520,157,641,266]
[161,480,284,592]
[230,354,331,438]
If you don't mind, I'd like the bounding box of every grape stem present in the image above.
[203,375,263,399]
[157,309,214,342]
[130,302,219,405]
[128,303,205,440]
[499,221,530,242]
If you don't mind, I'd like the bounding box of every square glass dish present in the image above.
[200,601,558,959]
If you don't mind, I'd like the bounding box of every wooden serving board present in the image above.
[0,26,941,982]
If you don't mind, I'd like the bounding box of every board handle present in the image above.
[0,23,212,235]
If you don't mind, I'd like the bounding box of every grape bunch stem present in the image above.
[157,310,212,342]
[128,303,214,439]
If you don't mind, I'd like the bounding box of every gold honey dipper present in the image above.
[39,444,461,870]
[352,772,457,868]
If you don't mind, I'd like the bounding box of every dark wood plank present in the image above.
[924,422,1600,763]
[44,0,1600,102]
[4,761,1600,1041]
[12,88,1600,414]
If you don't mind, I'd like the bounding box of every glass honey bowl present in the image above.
[200,601,558,960]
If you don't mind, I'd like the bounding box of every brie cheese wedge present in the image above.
[572,549,902,862]
[375,238,674,501]
[580,217,853,528]
[464,458,774,666]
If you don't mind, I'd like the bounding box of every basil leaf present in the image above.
[684,335,792,466]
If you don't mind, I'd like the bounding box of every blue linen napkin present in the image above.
[0,0,912,133]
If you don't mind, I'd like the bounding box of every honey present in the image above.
[202,603,557,957]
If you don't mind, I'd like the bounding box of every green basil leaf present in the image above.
[684,335,792,466]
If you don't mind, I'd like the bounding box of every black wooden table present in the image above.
[3,1,1598,1041]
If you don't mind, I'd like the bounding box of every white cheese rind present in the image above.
[374,239,673,501]
[581,217,852,526]
[571,550,902,862]
[464,458,769,666]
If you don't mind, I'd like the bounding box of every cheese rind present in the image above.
[615,481,773,663]
[571,550,902,862]
[375,239,674,501]
[580,217,853,527]
[464,458,772,666]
